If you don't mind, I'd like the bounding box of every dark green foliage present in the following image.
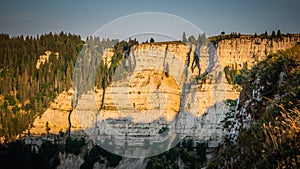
[73,36,119,96]
[45,121,50,135]
[224,65,234,84]
[164,63,169,77]
[233,74,243,84]
[271,30,276,39]
[241,45,300,119]
[182,32,187,43]
[106,151,122,167]
[0,140,60,169]
[64,137,85,155]
[80,145,122,169]
[93,39,137,90]
[211,32,241,43]
[0,136,120,169]
[150,37,155,43]
[224,62,248,85]
[221,99,237,129]
[258,30,285,40]
[188,35,196,44]
[5,94,16,105]
[147,155,179,169]
[265,31,268,38]
[196,33,206,45]
[210,31,294,44]
[158,126,169,135]
[196,142,207,163]
[0,33,84,141]
[80,146,101,169]
[146,139,207,169]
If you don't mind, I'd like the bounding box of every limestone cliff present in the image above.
[217,36,300,69]
[29,89,82,135]
[30,35,300,143]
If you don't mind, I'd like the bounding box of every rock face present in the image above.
[30,36,300,148]
[102,48,114,67]
[217,36,300,69]
[99,43,189,122]
[36,50,59,69]
[30,89,82,135]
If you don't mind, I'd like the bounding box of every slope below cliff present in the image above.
[208,44,300,169]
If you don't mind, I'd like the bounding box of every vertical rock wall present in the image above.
[31,36,300,147]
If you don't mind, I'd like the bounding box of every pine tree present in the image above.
[150,37,155,43]
[271,30,276,39]
[182,32,187,43]
[277,29,282,38]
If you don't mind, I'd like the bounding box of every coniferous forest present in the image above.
[0,32,82,141]
[0,32,138,142]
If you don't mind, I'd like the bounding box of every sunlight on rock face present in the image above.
[127,70,180,122]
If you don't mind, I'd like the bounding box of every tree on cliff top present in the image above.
[150,37,155,43]
[188,35,197,44]
[182,32,187,43]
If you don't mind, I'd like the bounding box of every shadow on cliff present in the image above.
[67,99,227,159]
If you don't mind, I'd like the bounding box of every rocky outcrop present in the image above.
[217,36,300,69]
[30,89,82,135]
[102,48,114,67]
[36,50,59,69]
[31,36,300,148]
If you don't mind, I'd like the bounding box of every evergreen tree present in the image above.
[188,35,196,44]
[182,32,187,43]
[271,30,276,39]
[264,31,268,38]
[277,29,282,38]
[0,32,85,140]
[150,37,155,43]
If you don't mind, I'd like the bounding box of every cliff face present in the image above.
[100,43,189,122]
[217,36,300,69]
[29,89,82,135]
[30,36,300,144]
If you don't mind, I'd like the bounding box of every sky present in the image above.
[1,0,300,40]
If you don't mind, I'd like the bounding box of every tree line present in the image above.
[0,32,85,141]
[0,32,135,142]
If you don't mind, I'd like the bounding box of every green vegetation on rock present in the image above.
[208,44,300,169]
[146,139,207,169]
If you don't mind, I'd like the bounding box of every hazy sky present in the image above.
[1,0,300,39]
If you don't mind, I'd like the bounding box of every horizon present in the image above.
[2,31,299,42]
[1,0,300,40]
